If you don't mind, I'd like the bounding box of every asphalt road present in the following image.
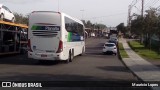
[0,38,150,90]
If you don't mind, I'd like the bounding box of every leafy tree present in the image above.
[130,8,158,48]
[130,15,145,44]
[116,23,127,36]
[155,15,160,53]
[131,15,143,36]
[86,20,92,28]
[14,12,28,25]
[143,8,157,49]
[82,20,106,30]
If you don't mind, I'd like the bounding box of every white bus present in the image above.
[28,11,85,63]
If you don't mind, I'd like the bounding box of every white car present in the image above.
[103,42,117,55]
[110,37,118,42]
[91,33,95,37]
[0,4,15,22]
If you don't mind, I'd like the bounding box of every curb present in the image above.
[118,43,157,90]
[117,47,142,81]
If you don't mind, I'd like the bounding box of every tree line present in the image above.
[117,8,160,53]
[82,20,107,30]
[13,12,107,30]
[14,12,28,25]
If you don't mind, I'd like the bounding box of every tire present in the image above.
[0,14,4,21]
[65,54,70,63]
[79,47,84,56]
[20,49,26,54]
[65,51,72,63]
[38,60,47,64]
[69,51,73,62]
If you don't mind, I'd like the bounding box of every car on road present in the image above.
[0,4,15,22]
[103,42,117,55]
[91,33,95,37]
[109,37,118,44]
[109,38,118,44]
[108,40,117,45]
[109,37,118,41]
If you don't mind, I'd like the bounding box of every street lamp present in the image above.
[80,10,84,20]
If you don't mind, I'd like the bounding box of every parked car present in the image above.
[109,37,118,45]
[109,37,118,42]
[91,33,95,37]
[109,34,117,38]
[108,40,117,45]
[0,4,15,22]
[102,42,117,55]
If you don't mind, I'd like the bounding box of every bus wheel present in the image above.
[69,51,73,62]
[79,47,84,56]
[65,52,71,63]
[38,60,47,64]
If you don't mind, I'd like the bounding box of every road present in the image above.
[0,38,150,90]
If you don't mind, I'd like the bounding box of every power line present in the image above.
[134,6,141,13]
[144,0,160,9]
[134,0,142,14]
[149,0,160,7]
[86,12,127,19]
[156,5,160,9]
[131,0,136,5]
[131,0,137,6]
[156,2,160,10]
[144,0,154,8]
[130,0,138,8]
[129,0,140,15]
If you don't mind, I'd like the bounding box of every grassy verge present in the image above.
[128,40,160,60]
[118,43,129,58]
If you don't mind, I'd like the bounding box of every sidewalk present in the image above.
[119,38,160,90]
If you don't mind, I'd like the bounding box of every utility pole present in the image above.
[127,0,138,37]
[127,5,131,26]
[128,5,132,37]
[141,0,144,17]
[141,0,144,43]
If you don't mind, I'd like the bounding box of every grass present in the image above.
[118,43,129,58]
[128,40,160,60]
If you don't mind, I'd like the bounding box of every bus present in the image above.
[28,11,85,63]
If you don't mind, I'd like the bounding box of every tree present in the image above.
[14,12,28,25]
[143,8,157,49]
[86,20,92,28]
[116,23,127,36]
[130,7,160,53]
[155,15,160,54]
[96,24,107,29]
[130,8,158,48]
[82,20,106,30]
[131,15,143,36]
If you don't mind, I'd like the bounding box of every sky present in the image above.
[1,0,160,27]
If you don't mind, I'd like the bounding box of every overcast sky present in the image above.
[1,0,160,27]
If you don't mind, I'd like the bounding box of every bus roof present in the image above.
[30,11,84,25]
